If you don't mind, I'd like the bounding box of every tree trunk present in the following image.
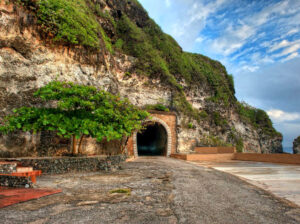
[72,135,77,155]
[121,136,129,154]
[77,135,84,154]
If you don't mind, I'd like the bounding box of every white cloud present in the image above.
[269,39,290,52]
[241,65,259,72]
[168,0,229,49]
[267,109,300,122]
[274,43,300,58]
[281,52,299,62]
[195,36,204,43]
[204,0,300,63]
[286,28,299,36]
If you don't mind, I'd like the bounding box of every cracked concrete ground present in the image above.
[1,157,300,224]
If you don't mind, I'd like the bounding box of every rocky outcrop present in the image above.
[293,136,300,154]
[0,0,282,157]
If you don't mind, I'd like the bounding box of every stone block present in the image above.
[0,162,17,174]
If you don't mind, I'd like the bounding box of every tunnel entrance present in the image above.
[137,123,167,156]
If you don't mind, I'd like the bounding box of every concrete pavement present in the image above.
[1,157,299,224]
[191,160,300,207]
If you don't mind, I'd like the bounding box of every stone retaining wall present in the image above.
[171,153,235,161]
[194,147,236,154]
[233,153,300,165]
[1,155,126,174]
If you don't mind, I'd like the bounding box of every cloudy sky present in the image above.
[139,0,300,149]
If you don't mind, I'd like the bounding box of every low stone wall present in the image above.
[1,155,126,174]
[194,147,236,154]
[171,153,234,161]
[0,176,32,188]
[233,153,300,165]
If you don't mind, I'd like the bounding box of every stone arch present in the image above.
[133,116,172,157]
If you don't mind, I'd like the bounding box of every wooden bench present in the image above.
[0,170,42,183]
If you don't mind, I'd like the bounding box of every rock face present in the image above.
[0,0,282,157]
[293,136,300,154]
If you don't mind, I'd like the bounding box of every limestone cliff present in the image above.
[293,136,300,154]
[0,0,282,157]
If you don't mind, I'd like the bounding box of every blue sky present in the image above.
[139,0,300,148]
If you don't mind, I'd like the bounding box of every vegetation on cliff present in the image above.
[12,0,281,147]
[237,102,281,137]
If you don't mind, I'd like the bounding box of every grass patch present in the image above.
[37,0,100,48]
[145,104,169,112]
[109,188,131,195]
[16,0,114,50]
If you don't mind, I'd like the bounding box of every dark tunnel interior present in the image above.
[137,123,167,156]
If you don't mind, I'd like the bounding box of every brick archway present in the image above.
[133,116,172,157]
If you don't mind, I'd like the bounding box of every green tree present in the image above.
[0,81,149,155]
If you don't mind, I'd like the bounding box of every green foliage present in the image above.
[236,138,244,153]
[116,13,235,102]
[145,104,169,112]
[172,92,208,123]
[199,111,208,119]
[94,7,116,29]
[227,74,235,95]
[36,0,100,48]
[228,130,244,152]
[99,27,113,54]
[236,102,281,137]
[199,134,232,147]
[0,81,149,153]
[115,11,236,124]
[115,39,124,49]
[16,0,116,50]
[188,123,194,129]
[109,188,131,195]
[212,112,228,128]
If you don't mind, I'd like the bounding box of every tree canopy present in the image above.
[0,81,149,154]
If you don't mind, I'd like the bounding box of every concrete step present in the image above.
[194,147,235,154]
[171,153,235,161]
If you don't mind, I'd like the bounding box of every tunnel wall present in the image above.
[126,111,177,157]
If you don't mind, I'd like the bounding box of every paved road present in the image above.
[190,160,300,207]
[1,157,300,224]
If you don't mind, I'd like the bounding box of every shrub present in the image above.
[0,81,149,155]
